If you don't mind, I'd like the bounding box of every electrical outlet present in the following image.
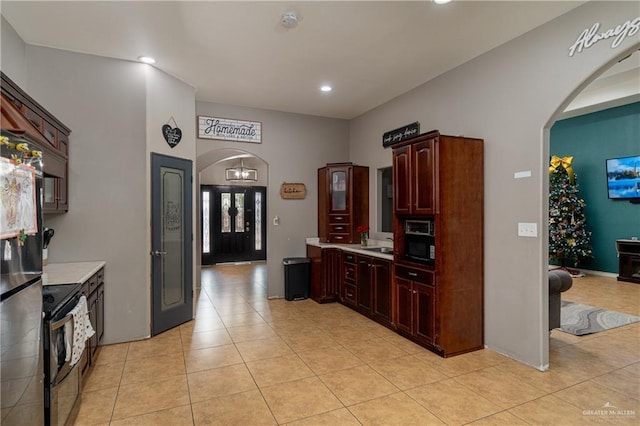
[518,222,537,237]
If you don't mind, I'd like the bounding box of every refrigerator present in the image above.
[0,130,45,425]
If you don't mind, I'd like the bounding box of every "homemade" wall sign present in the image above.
[198,116,262,143]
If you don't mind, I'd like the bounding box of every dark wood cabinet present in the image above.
[372,258,392,324]
[1,72,71,214]
[307,245,341,303]
[356,255,372,312]
[350,254,392,326]
[395,265,435,345]
[342,252,357,307]
[78,267,105,380]
[617,240,640,284]
[393,138,435,215]
[318,163,369,244]
[392,130,484,357]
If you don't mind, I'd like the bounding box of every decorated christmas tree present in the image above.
[548,155,593,273]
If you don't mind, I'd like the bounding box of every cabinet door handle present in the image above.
[408,272,418,277]
[150,250,167,256]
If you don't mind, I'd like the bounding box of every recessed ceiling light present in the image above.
[433,0,452,4]
[138,56,156,64]
[320,85,332,92]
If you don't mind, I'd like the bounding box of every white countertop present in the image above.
[43,261,106,286]
[306,237,394,260]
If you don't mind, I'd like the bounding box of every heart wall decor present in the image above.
[162,124,182,148]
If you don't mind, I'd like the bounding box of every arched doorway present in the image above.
[196,149,269,270]
[542,46,639,364]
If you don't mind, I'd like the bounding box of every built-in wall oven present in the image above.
[42,283,83,426]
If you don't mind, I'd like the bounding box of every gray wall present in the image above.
[22,47,149,343]
[196,102,349,298]
[350,1,640,369]
[0,16,26,87]
[1,40,197,344]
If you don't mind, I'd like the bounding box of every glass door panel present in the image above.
[202,190,210,254]
[331,170,347,211]
[161,167,184,309]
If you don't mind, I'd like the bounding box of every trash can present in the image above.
[283,257,310,301]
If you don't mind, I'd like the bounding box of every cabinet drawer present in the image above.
[97,268,104,285]
[343,283,357,305]
[343,253,356,264]
[329,224,349,233]
[329,214,350,224]
[396,265,433,285]
[328,234,350,243]
[81,282,90,297]
[344,264,356,281]
[88,273,99,294]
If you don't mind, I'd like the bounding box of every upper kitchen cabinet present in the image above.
[318,163,369,244]
[393,137,435,215]
[1,72,71,213]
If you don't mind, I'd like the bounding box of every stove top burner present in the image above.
[42,283,81,319]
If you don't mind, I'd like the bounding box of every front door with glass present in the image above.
[201,185,266,264]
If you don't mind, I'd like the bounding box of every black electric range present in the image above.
[43,283,82,320]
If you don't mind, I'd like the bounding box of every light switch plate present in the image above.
[518,222,537,237]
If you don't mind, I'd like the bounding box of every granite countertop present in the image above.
[43,261,106,286]
[306,237,394,260]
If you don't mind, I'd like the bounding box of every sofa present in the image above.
[549,269,573,330]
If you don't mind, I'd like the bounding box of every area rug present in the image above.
[560,301,640,336]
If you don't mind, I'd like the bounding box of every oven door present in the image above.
[50,361,80,426]
[49,311,76,385]
[47,300,82,426]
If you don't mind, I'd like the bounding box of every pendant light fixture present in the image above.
[225,160,258,181]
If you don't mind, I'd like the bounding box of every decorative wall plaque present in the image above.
[198,116,262,143]
[280,182,306,199]
[382,122,420,148]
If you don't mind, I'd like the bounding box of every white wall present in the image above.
[350,1,640,369]
[196,103,349,298]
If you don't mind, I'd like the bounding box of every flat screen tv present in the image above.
[606,155,640,200]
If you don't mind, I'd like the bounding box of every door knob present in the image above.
[150,250,167,256]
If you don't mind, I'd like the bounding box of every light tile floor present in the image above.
[75,265,639,425]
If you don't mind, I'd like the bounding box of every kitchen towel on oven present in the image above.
[64,295,95,366]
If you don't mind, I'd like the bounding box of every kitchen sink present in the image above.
[362,247,393,254]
